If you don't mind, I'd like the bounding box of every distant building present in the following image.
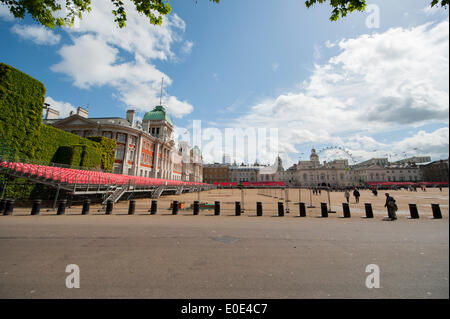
[419,159,449,182]
[353,158,389,168]
[393,156,431,165]
[203,164,230,184]
[249,149,432,187]
[230,166,259,183]
[385,164,422,182]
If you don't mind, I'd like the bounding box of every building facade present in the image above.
[44,106,202,182]
[253,149,429,188]
[419,159,449,182]
[203,164,230,184]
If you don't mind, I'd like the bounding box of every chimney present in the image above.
[45,108,60,120]
[77,106,88,118]
[126,109,135,126]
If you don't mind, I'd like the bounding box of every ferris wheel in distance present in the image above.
[315,146,357,165]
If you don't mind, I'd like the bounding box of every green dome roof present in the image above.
[143,105,172,125]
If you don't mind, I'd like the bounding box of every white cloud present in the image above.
[0,5,13,21]
[393,128,449,160]
[230,20,449,164]
[11,25,61,45]
[45,96,77,118]
[182,40,194,55]
[49,0,193,118]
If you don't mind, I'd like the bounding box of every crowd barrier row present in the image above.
[0,198,443,219]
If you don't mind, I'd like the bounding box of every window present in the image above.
[103,131,112,139]
[117,133,126,143]
[115,148,124,160]
[129,136,137,145]
[128,150,135,161]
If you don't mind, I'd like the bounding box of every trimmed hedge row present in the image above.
[0,63,115,171]
[0,78,45,159]
[0,63,45,105]
[36,124,99,163]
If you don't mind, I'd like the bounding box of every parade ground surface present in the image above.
[0,188,448,299]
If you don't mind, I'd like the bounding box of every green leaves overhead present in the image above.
[305,0,449,21]
[0,0,219,29]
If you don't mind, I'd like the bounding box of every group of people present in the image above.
[343,188,398,221]
[344,188,360,203]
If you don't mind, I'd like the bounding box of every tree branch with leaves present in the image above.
[0,0,219,28]
[305,0,449,21]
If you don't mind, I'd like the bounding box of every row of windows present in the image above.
[141,153,152,165]
[143,140,152,150]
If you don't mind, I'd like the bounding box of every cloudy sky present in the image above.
[0,0,448,166]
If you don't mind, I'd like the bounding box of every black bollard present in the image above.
[431,204,442,219]
[172,200,179,215]
[408,204,419,219]
[150,200,157,215]
[128,200,136,215]
[214,201,220,215]
[299,202,306,217]
[364,203,374,218]
[321,202,328,218]
[57,199,67,215]
[256,202,263,216]
[342,202,351,218]
[4,199,14,215]
[105,200,113,215]
[0,199,6,214]
[278,202,284,217]
[235,201,241,216]
[82,199,90,215]
[31,199,42,215]
[193,201,199,215]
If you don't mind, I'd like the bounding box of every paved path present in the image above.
[0,214,448,298]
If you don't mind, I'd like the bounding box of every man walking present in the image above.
[353,188,360,203]
[384,193,398,220]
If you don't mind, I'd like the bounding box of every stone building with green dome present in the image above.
[44,105,202,181]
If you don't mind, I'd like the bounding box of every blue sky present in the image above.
[0,0,449,166]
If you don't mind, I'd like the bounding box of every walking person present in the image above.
[353,188,360,204]
[344,189,350,203]
[384,193,398,220]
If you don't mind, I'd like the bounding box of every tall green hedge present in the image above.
[0,64,45,159]
[0,63,115,171]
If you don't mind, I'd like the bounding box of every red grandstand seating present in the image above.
[0,161,209,187]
